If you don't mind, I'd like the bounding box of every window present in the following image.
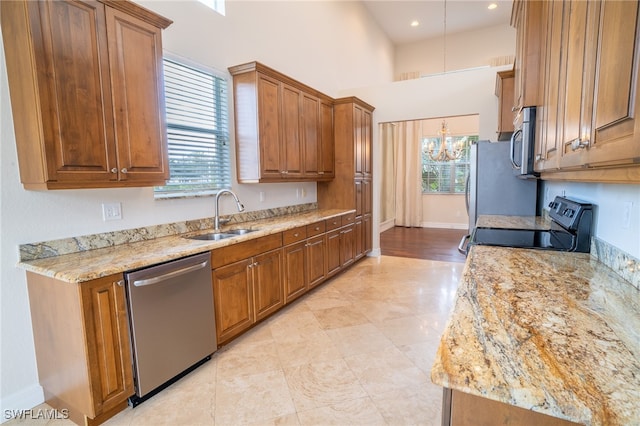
[154,58,231,199]
[197,0,225,15]
[422,135,477,193]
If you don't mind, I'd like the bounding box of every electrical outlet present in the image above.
[259,191,265,202]
[102,202,122,221]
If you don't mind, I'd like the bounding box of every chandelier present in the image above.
[425,120,465,161]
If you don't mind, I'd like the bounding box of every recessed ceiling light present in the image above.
[410,20,420,27]
[488,3,498,10]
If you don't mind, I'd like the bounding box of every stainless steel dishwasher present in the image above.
[124,251,216,406]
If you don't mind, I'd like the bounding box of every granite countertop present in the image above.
[475,214,551,230]
[430,245,640,425]
[18,208,352,283]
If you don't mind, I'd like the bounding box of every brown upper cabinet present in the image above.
[228,62,335,183]
[511,0,544,115]
[532,0,640,182]
[495,69,515,141]
[1,0,172,190]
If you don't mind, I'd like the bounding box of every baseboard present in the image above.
[0,384,45,423]
[368,248,381,257]
[379,219,395,233]
[421,222,468,230]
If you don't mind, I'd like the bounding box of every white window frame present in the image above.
[154,55,231,199]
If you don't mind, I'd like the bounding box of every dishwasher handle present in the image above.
[458,234,470,255]
[132,260,208,287]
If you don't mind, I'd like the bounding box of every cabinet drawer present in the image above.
[325,216,342,231]
[211,233,282,269]
[283,226,307,245]
[306,221,326,237]
[341,213,355,226]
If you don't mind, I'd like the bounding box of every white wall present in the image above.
[0,1,394,415]
[395,24,516,80]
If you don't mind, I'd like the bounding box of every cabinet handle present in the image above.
[315,226,320,231]
[318,171,324,175]
[570,138,589,151]
[111,168,118,174]
[511,106,518,112]
[121,168,128,174]
[294,233,299,237]
[116,279,124,287]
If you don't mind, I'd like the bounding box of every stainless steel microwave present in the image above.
[510,106,538,179]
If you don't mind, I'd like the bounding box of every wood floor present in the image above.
[380,226,468,263]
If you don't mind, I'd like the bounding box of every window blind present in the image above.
[155,58,231,198]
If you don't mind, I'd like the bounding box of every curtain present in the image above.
[393,121,423,227]
[380,123,396,224]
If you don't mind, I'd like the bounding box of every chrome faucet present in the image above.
[214,190,245,232]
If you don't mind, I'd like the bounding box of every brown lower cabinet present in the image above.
[213,213,358,346]
[211,234,284,345]
[445,389,580,426]
[26,272,134,426]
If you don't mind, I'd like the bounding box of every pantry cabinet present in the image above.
[318,97,374,259]
[1,0,172,190]
[26,272,133,425]
[532,0,640,182]
[229,62,335,183]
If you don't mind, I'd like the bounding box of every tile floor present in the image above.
[12,255,462,426]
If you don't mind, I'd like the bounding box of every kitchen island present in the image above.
[431,245,639,426]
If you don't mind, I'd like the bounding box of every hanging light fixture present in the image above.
[425,120,465,161]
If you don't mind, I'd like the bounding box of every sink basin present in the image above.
[187,233,235,241]
[186,229,257,241]
[227,229,257,235]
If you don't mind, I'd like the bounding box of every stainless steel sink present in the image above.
[227,229,257,235]
[186,228,257,241]
[187,233,235,241]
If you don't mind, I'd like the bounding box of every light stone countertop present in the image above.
[17,209,352,283]
[430,245,640,425]
[475,214,551,230]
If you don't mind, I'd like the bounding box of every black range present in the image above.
[462,196,594,255]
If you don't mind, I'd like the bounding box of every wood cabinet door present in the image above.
[213,259,254,344]
[252,249,284,321]
[326,229,342,276]
[320,100,335,178]
[302,93,320,177]
[281,83,303,178]
[363,109,372,177]
[33,0,119,184]
[354,219,364,260]
[306,234,327,288]
[284,242,307,303]
[363,214,373,254]
[340,225,355,268]
[354,105,364,177]
[354,180,363,217]
[586,0,640,167]
[257,74,283,179]
[535,0,565,172]
[81,274,134,414]
[512,0,544,112]
[106,6,168,184]
[558,0,598,169]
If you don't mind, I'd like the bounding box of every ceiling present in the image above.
[361,0,513,45]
